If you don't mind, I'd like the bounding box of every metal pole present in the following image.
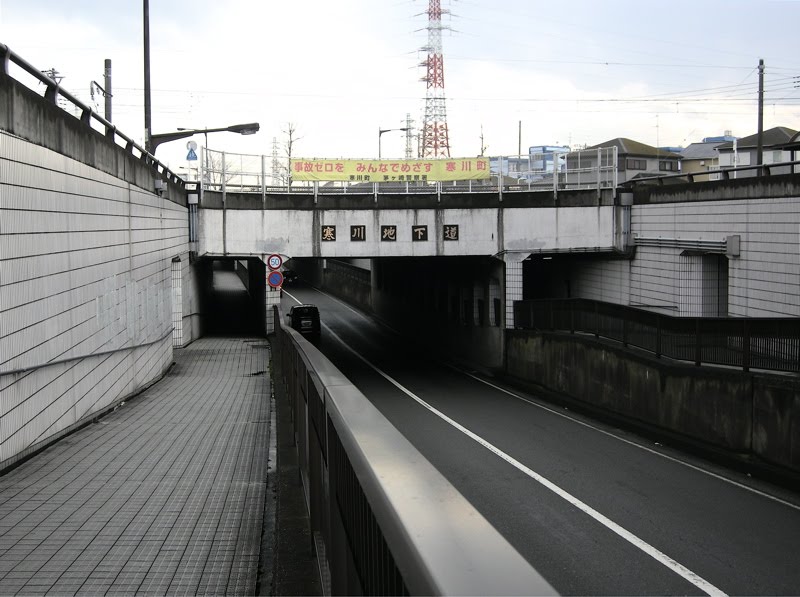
[103,59,112,122]
[597,148,602,198]
[143,0,152,152]
[757,59,764,173]
[222,151,227,255]
[261,154,266,207]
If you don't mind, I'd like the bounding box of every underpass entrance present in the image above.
[202,258,266,337]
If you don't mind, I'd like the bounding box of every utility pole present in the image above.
[92,60,113,123]
[756,58,764,172]
[405,113,414,160]
[104,59,112,122]
[143,0,152,152]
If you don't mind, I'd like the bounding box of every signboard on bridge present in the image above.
[290,158,491,183]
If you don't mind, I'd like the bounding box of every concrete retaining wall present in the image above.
[506,331,800,475]
[321,259,372,312]
[0,74,194,471]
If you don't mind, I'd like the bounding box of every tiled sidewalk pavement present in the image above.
[0,337,272,596]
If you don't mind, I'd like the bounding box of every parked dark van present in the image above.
[288,304,320,344]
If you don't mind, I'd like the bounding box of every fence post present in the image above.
[622,314,628,347]
[594,301,599,338]
[695,318,702,366]
[655,315,661,359]
[261,154,266,207]
[743,319,750,372]
[570,300,575,334]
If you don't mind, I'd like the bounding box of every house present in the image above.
[715,126,797,177]
[680,141,728,181]
[568,138,683,184]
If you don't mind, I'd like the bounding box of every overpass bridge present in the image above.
[3,43,800,595]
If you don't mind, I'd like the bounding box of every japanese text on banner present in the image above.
[290,158,491,182]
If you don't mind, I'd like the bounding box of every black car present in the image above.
[288,304,320,344]
[282,269,299,284]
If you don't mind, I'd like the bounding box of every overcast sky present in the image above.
[2,0,799,171]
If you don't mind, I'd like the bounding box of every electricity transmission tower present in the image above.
[419,0,451,158]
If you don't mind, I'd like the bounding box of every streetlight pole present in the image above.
[149,122,260,154]
[143,0,152,152]
[378,126,410,159]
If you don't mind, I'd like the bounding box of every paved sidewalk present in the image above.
[0,337,272,596]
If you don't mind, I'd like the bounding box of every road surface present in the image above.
[281,284,800,596]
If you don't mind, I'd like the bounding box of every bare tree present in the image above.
[202,148,242,189]
[282,122,303,186]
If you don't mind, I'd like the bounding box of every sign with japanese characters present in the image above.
[443,225,459,241]
[321,225,336,241]
[350,225,366,241]
[320,224,460,243]
[291,158,491,182]
[381,226,397,241]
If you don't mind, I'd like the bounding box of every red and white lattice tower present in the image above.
[419,0,451,158]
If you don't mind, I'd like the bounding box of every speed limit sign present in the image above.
[267,254,283,270]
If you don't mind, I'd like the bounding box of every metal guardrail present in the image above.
[622,159,800,186]
[274,308,556,596]
[0,42,184,187]
[200,146,618,200]
[514,299,800,373]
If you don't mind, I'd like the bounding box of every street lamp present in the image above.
[148,122,260,154]
[378,126,409,159]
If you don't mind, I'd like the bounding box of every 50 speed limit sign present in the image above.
[267,254,283,270]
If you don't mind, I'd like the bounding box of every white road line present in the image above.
[296,285,798,510]
[281,289,303,305]
[324,325,727,597]
[452,367,800,513]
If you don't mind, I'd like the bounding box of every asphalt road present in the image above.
[281,284,800,596]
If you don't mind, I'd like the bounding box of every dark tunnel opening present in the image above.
[201,259,266,337]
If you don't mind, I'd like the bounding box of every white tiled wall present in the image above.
[505,259,524,328]
[0,132,190,467]
[568,196,800,318]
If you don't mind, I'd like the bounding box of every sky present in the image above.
[1,0,799,173]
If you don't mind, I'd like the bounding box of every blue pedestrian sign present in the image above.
[186,148,198,161]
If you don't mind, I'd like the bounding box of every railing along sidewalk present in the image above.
[273,307,555,596]
[514,299,800,373]
[1,43,184,187]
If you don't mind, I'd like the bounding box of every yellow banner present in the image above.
[290,158,491,182]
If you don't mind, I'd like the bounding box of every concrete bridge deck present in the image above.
[0,336,312,596]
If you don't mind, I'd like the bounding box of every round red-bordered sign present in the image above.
[267,254,283,270]
[267,270,284,288]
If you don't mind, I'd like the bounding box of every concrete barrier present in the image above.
[506,330,800,476]
[275,311,556,596]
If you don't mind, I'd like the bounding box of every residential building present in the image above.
[715,126,797,177]
[566,138,683,185]
[680,141,727,181]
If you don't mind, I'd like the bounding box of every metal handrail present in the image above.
[623,159,800,186]
[514,298,800,373]
[275,310,556,595]
[0,42,184,186]
[201,146,619,197]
